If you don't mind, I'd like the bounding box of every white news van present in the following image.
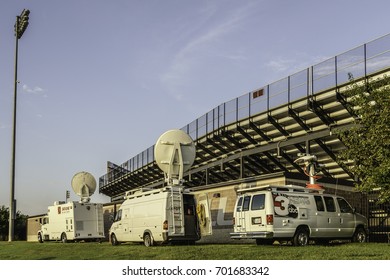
[109,186,211,246]
[230,184,368,245]
[38,201,105,243]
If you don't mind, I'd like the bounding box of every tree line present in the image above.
[0,205,28,241]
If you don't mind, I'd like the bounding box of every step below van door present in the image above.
[197,194,212,236]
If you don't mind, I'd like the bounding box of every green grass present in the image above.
[0,241,389,260]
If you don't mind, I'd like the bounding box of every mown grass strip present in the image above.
[0,242,389,260]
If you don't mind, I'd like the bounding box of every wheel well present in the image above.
[295,225,310,235]
[354,225,366,233]
[143,230,153,239]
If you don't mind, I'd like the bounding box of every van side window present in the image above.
[314,196,325,211]
[114,209,122,222]
[337,197,353,213]
[251,194,265,210]
[324,197,336,212]
[243,196,251,211]
[236,197,243,212]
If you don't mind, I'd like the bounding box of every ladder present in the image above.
[169,188,185,236]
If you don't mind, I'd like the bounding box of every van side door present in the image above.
[336,197,356,237]
[197,194,213,236]
[323,196,340,237]
[314,196,338,237]
[112,209,130,241]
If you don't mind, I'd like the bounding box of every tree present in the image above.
[0,205,28,241]
[337,75,390,203]
[0,206,9,240]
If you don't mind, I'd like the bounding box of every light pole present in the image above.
[9,9,30,242]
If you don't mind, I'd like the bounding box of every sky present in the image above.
[0,0,389,216]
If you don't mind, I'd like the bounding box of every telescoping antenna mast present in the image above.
[294,153,325,190]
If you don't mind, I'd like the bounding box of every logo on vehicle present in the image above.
[287,204,298,218]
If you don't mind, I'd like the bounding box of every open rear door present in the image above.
[196,194,212,236]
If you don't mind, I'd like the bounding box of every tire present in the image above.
[111,234,119,246]
[38,233,43,243]
[61,233,67,243]
[143,233,153,247]
[352,227,367,243]
[293,228,309,246]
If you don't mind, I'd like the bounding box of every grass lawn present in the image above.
[0,241,389,260]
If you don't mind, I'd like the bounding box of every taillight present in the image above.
[266,214,273,225]
[163,220,168,230]
[232,217,235,225]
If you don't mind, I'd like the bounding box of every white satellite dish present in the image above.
[71,171,97,202]
[154,129,196,186]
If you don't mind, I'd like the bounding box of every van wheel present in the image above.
[38,233,43,243]
[143,233,153,247]
[61,233,68,243]
[111,234,119,246]
[352,227,367,243]
[293,228,309,246]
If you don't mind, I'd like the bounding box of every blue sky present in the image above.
[1,0,389,215]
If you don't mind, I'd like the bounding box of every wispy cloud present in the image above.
[160,3,255,100]
[266,53,330,76]
[266,57,296,73]
[22,84,47,97]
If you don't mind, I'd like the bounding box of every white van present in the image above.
[109,186,211,246]
[230,184,368,245]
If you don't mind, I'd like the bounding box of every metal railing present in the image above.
[99,33,390,188]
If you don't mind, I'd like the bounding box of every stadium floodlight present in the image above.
[9,9,31,242]
[14,9,30,39]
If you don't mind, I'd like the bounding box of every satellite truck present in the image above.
[109,129,212,246]
[38,171,105,243]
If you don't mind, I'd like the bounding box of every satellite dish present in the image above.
[71,171,97,202]
[154,129,196,185]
